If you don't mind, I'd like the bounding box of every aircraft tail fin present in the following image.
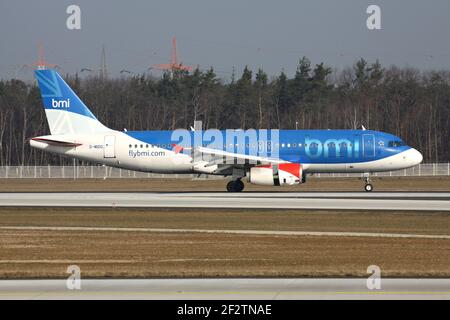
[34,69,110,135]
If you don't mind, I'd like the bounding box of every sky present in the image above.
[1,0,450,80]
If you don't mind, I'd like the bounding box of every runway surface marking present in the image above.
[1,226,449,240]
[1,279,449,300]
[1,192,450,210]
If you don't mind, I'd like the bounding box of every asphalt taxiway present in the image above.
[0,192,449,211]
[1,278,450,300]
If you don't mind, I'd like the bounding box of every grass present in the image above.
[1,229,450,278]
[0,207,450,278]
[1,207,450,235]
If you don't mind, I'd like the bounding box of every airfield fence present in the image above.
[0,163,449,179]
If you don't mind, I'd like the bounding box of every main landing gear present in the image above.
[226,179,244,192]
[364,175,373,192]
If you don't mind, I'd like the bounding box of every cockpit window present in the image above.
[388,140,405,147]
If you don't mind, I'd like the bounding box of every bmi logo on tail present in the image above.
[52,98,70,108]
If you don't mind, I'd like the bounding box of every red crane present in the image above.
[152,36,193,72]
[31,44,57,70]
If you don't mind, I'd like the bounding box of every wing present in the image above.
[195,146,286,166]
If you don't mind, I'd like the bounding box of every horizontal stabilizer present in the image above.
[30,137,81,148]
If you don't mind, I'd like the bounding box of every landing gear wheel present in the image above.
[234,179,244,192]
[226,181,235,192]
[363,174,373,192]
[226,180,245,192]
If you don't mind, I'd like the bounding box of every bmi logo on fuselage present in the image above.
[51,98,70,108]
[305,137,360,158]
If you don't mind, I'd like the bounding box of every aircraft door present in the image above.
[363,134,375,158]
[104,135,116,158]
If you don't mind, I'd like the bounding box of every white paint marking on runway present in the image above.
[1,226,449,240]
[1,192,450,210]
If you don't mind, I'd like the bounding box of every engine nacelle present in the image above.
[248,163,303,186]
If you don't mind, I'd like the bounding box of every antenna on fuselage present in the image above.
[361,125,367,130]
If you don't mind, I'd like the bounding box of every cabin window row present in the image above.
[128,142,354,149]
[129,144,155,148]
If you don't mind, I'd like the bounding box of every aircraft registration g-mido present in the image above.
[30,69,423,192]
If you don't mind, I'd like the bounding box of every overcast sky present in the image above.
[1,0,450,80]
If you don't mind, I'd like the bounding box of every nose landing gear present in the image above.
[226,179,245,192]
[364,175,373,192]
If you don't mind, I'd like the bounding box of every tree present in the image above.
[0,58,449,165]
[254,68,268,128]
[273,71,291,128]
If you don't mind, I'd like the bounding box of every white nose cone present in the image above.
[409,148,423,165]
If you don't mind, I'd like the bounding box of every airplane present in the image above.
[30,69,423,192]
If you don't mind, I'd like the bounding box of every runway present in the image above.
[1,192,450,211]
[1,278,450,300]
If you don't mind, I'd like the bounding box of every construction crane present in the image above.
[152,36,194,72]
[31,44,57,70]
[14,44,59,78]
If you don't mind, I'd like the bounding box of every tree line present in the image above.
[0,57,449,165]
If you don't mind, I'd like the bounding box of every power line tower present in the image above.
[152,36,194,73]
[100,45,108,80]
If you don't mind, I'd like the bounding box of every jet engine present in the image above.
[248,163,303,186]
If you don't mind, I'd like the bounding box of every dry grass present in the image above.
[0,207,450,278]
[1,230,450,279]
[1,207,450,235]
